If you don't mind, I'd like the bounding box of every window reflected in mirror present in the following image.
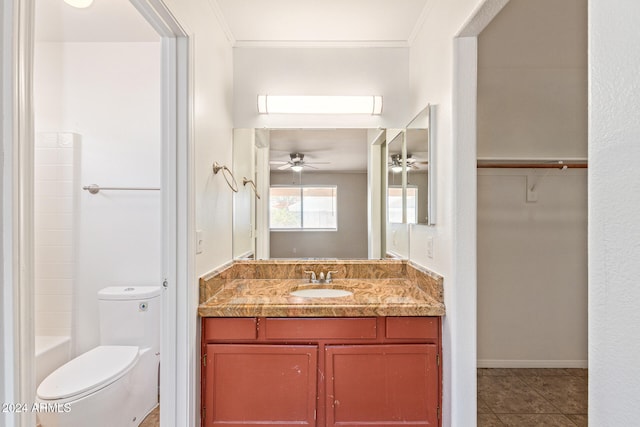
[270,186,337,230]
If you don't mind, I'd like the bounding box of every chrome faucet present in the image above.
[325,270,338,283]
[304,270,338,283]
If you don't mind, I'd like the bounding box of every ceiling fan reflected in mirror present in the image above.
[388,154,428,173]
[270,152,330,172]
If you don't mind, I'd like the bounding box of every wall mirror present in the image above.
[386,130,406,224]
[232,128,391,260]
[384,129,409,258]
[231,129,256,259]
[406,104,435,226]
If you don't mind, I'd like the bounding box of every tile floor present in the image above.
[140,369,588,427]
[478,368,588,427]
[140,405,159,427]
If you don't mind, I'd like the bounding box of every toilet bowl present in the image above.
[37,286,160,427]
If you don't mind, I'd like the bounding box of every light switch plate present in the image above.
[426,236,434,259]
[196,230,204,254]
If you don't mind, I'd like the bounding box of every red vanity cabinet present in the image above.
[201,317,442,427]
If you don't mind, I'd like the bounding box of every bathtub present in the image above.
[35,336,71,389]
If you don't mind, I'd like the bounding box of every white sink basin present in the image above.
[290,288,353,298]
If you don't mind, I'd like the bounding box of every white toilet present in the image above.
[37,286,161,427]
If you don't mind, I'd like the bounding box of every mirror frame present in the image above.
[406,104,435,226]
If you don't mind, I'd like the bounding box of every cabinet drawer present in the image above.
[203,318,257,341]
[264,318,377,340]
[385,317,439,339]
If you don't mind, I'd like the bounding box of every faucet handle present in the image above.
[326,270,339,281]
[304,271,317,282]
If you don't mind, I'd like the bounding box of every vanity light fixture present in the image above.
[257,95,383,115]
[64,0,94,8]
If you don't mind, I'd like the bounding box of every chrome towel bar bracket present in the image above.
[242,177,261,199]
[213,162,239,192]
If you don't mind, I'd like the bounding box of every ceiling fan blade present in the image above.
[304,164,319,169]
[305,162,331,165]
[270,160,289,164]
[278,163,292,170]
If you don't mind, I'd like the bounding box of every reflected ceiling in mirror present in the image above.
[269,129,369,173]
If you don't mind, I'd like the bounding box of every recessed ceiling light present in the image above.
[64,0,94,9]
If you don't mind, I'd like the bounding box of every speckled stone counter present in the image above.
[198,260,445,317]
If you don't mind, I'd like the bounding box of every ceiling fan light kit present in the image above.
[257,95,383,115]
[270,152,330,172]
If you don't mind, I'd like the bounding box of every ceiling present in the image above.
[269,129,370,172]
[35,0,159,42]
[35,0,432,45]
[34,1,430,171]
[211,0,432,47]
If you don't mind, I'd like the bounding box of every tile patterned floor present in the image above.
[140,405,159,427]
[140,369,587,427]
[478,368,588,427]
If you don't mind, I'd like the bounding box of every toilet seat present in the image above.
[37,346,139,401]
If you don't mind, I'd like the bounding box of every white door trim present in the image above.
[3,0,36,425]
[129,1,194,425]
[4,0,194,426]
[450,1,508,425]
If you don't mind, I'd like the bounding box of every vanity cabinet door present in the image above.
[325,344,439,427]
[203,344,318,427]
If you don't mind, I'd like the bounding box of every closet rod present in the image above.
[477,161,587,169]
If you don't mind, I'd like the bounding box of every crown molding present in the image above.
[206,0,236,46]
[233,40,410,49]
[408,0,437,46]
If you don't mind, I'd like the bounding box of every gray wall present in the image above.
[270,172,368,259]
[477,0,588,367]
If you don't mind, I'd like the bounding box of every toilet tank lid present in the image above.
[98,286,161,300]
[37,346,139,400]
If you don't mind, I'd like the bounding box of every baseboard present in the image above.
[477,359,588,369]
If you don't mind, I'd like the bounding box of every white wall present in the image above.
[589,0,640,424]
[233,47,410,129]
[476,0,588,367]
[34,42,162,355]
[270,171,368,259]
[162,0,235,278]
[407,1,490,425]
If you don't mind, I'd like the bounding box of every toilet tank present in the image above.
[98,286,161,351]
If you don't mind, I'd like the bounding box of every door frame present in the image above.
[3,0,195,425]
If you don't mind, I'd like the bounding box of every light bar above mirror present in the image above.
[257,95,383,115]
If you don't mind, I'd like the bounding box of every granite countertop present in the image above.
[198,260,445,317]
